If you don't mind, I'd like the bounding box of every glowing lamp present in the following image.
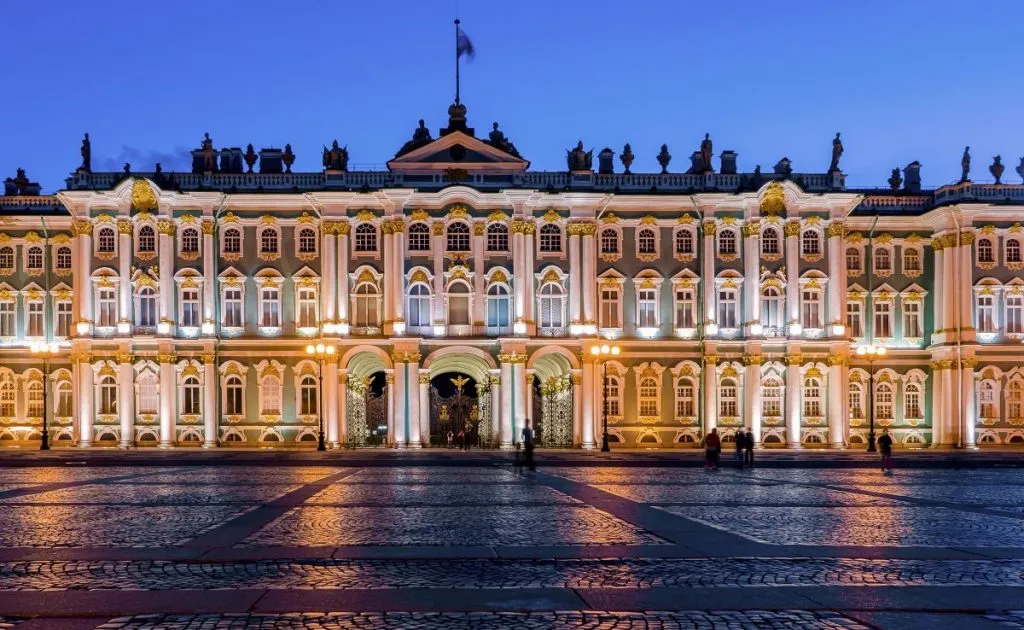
[749,323,763,336]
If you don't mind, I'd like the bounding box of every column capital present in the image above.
[741,355,763,366]
[704,354,719,365]
[339,373,349,385]
[158,352,176,364]
[117,219,133,234]
[826,222,844,238]
[785,354,804,366]
[826,355,847,366]
[336,222,351,236]
[498,352,527,364]
[960,231,976,246]
[201,220,215,235]
[72,219,93,236]
[959,358,978,369]
[201,353,216,364]
[115,352,134,364]
[784,221,801,237]
[490,375,501,385]
[742,222,760,237]
[702,220,717,236]
[385,373,395,385]
[419,374,431,385]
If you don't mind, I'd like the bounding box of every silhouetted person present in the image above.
[734,429,745,468]
[703,428,721,470]
[744,428,755,468]
[521,420,536,471]
[878,428,894,474]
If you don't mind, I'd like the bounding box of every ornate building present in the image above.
[2,106,1024,448]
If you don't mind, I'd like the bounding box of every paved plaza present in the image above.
[0,456,1022,628]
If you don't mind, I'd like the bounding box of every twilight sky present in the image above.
[2,0,1023,193]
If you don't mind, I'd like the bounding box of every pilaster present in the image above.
[742,352,762,445]
[117,351,134,448]
[785,220,800,334]
[325,359,339,447]
[826,221,844,336]
[703,353,718,435]
[157,219,175,334]
[580,223,597,330]
[701,221,716,331]
[336,222,350,331]
[158,351,175,447]
[322,223,337,327]
[785,353,802,446]
[742,222,760,335]
[202,220,215,334]
[77,352,94,447]
[117,219,132,333]
[202,352,217,447]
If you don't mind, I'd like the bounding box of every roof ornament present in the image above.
[566,141,592,172]
[990,155,1005,184]
[773,157,792,176]
[700,133,714,173]
[620,143,634,174]
[1016,157,1024,183]
[828,132,843,173]
[395,120,433,157]
[322,140,349,172]
[78,133,91,174]
[657,144,672,174]
[244,144,258,173]
[487,122,519,157]
[888,167,902,191]
[960,146,970,183]
[282,144,295,173]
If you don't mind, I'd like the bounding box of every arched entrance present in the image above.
[430,373,479,447]
[341,347,391,447]
[529,349,576,447]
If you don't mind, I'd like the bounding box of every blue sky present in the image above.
[2,0,1023,192]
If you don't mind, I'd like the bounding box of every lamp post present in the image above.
[591,343,620,452]
[856,342,886,452]
[30,341,61,450]
[305,342,336,452]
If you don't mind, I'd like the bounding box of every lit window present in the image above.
[97,228,116,254]
[138,375,158,415]
[873,300,892,338]
[978,238,994,264]
[408,223,431,251]
[1008,239,1022,264]
[979,381,996,420]
[0,379,13,417]
[905,382,923,419]
[538,282,565,329]
[762,378,782,417]
[56,247,72,270]
[182,376,201,415]
[138,225,156,253]
[903,248,920,273]
[222,228,241,255]
[977,294,995,333]
[849,382,864,418]
[97,288,117,327]
[801,289,821,329]
[299,375,318,415]
[846,247,861,273]
[1007,294,1024,334]
[761,286,784,330]
[136,287,156,327]
[225,376,244,415]
[875,382,894,420]
[638,376,658,417]
[407,284,432,329]
[603,376,620,416]
[259,229,279,255]
[539,224,562,253]
[99,375,118,414]
[486,284,510,333]
[0,301,13,336]
[56,380,73,417]
[354,224,377,252]
[846,300,863,337]
[719,378,738,417]
[801,230,820,256]
[446,222,470,252]
[298,228,317,255]
[260,287,281,328]
[260,376,281,415]
[26,380,42,418]
[675,379,695,417]
[297,287,318,328]
[353,282,380,327]
[674,287,695,329]
[223,287,243,328]
[637,287,658,328]
[637,228,656,255]
[762,228,780,256]
[181,228,200,255]
[600,286,620,328]
[601,229,619,255]
[903,300,922,339]
[180,288,200,328]
[874,248,891,272]
[26,301,43,337]
[486,224,509,252]
[55,301,72,337]
[1008,381,1023,420]
[447,281,471,326]
[803,377,822,417]
[675,230,693,256]
[718,229,736,256]
[718,289,738,329]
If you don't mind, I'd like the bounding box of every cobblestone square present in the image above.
[308,483,579,505]
[0,483,301,505]
[593,483,898,505]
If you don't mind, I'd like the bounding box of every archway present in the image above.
[341,347,392,447]
[422,348,497,447]
[528,348,577,447]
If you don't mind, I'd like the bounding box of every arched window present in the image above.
[138,225,156,254]
[1008,380,1024,420]
[353,282,380,327]
[99,375,117,414]
[222,228,241,255]
[1008,239,1022,264]
[0,247,12,269]
[26,379,42,418]
[849,381,864,418]
[803,377,822,417]
[298,228,317,254]
[761,227,780,256]
[675,378,695,418]
[26,246,42,270]
[299,375,318,415]
[137,373,158,415]
[137,286,157,327]
[801,230,820,256]
[979,381,996,419]
[675,230,693,256]
[846,247,861,272]
[761,285,784,330]
[181,228,199,255]
[604,375,621,416]
[486,223,508,252]
[486,283,510,333]
[56,379,73,417]
[977,238,994,264]
[182,376,201,415]
[97,228,116,254]
[718,229,736,256]
[905,382,923,419]
[762,377,782,417]
[259,229,279,255]
[638,376,659,417]
[225,375,244,416]
[0,379,14,417]
[446,222,470,252]
[354,224,377,252]
[260,376,281,415]
[56,246,72,270]
[637,228,656,255]
[538,282,565,329]
[875,382,894,420]
[874,248,891,272]
[539,224,562,253]
[719,377,738,417]
[407,284,431,328]
[408,223,431,251]
[447,281,471,326]
[903,248,921,273]
[601,229,619,255]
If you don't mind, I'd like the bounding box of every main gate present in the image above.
[429,374,480,447]
[346,372,388,447]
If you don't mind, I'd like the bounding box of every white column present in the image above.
[158,354,174,447]
[702,222,716,330]
[382,226,395,335]
[744,357,761,445]
[499,359,513,447]
[407,358,421,447]
[117,220,132,332]
[158,220,174,332]
[959,234,975,342]
[432,222,445,328]
[489,374,501,446]
[338,373,348,445]
[420,374,431,446]
[523,226,536,332]
[336,225,350,329]
[571,370,582,447]
[117,353,134,448]
[78,356,94,447]
[827,359,844,447]
[202,221,215,334]
[525,371,535,428]
[743,223,759,334]
[932,245,944,335]
[392,222,405,331]
[785,221,800,333]
[202,354,216,447]
[961,359,977,448]
[392,358,407,446]
[385,371,395,446]
[942,364,957,446]
[75,223,93,329]
[322,225,336,327]
[786,357,802,447]
[325,360,339,447]
[581,359,595,448]
[703,357,717,435]
[931,361,945,445]
[472,223,485,332]
[513,360,527,445]
[827,223,843,336]
[568,226,581,329]
[942,236,956,340]
[581,224,597,329]
[512,224,525,327]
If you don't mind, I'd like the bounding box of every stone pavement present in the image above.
[0,459,1021,629]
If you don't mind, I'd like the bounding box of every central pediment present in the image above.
[387,130,529,175]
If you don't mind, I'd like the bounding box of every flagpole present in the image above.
[454,18,461,105]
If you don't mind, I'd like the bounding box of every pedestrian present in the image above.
[744,428,755,468]
[703,428,721,470]
[446,430,453,449]
[734,429,745,468]
[458,429,465,450]
[521,420,536,471]
[513,442,523,475]
[878,428,894,474]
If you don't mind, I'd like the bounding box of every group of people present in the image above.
[701,427,755,470]
[444,429,473,450]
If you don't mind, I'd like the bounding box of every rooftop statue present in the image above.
[961,146,970,183]
[1017,157,1024,183]
[829,132,843,173]
[79,133,91,173]
[620,143,634,174]
[700,133,713,173]
[566,141,593,172]
[657,144,672,174]
[990,155,1005,184]
[396,119,434,157]
[201,133,216,172]
[773,157,792,176]
[487,122,520,157]
[322,140,349,171]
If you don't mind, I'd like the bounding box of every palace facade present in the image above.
[2,103,1024,448]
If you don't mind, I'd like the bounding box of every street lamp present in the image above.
[30,341,61,450]
[305,342,336,452]
[591,343,621,452]
[856,342,887,452]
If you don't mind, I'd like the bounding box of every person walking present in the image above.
[733,429,745,468]
[446,430,453,449]
[521,420,536,471]
[457,429,465,450]
[878,428,894,474]
[744,428,755,468]
[703,428,721,470]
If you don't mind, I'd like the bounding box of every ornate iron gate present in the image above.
[429,375,480,447]
[365,386,387,446]
[346,375,387,447]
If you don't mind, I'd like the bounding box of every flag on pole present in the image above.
[456,25,475,61]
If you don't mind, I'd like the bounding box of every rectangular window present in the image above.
[762,384,781,417]
[874,301,892,338]
[902,301,922,339]
[977,295,995,333]
[223,288,243,328]
[719,383,738,417]
[674,288,695,329]
[801,290,820,329]
[1007,295,1024,335]
[297,287,318,328]
[849,387,863,418]
[600,288,620,328]
[603,377,620,417]
[261,288,280,328]
[26,301,43,337]
[137,291,157,327]
[718,290,737,329]
[56,301,72,337]
[675,383,694,417]
[0,301,13,337]
[637,288,658,328]
[98,289,117,327]
[138,378,158,415]
[181,289,200,328]
[846,301,863,338]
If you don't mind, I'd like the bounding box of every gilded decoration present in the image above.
[385,373,395,385]
[489,269,508,284]
[702,220,717,236]
[785,355,804,366]
[541,268,561,284]
[805,367,822,378]
[498,352,527,364]
[599,212,619,224]
[116,220,132,235]
[742,355,763,366]
[760,181,786,214]
[118,353,135,365]
[157,220,175,236]
[447,205,470,220]
[490,375,501,385]
[432,222,445,236]
[409,269,429,284]
[473,223,486,236]
[179,214,199,225]
[678,214,695,225]
[356,269,377,285]
[846,232,863,243]
[201,220,214,235]
[72,219,93,236]
[296,212,316,224]
[336,222,351,235]
[158,353,176,364]
[639,215,658,226]
[721,366,738,378]
[131,179,158,212]
[718,252,738,263]
[827,222,844,237]
[961,232,976,246]
[742,223,759,237]
[804,216,822,227]
[356,210,377,222]
[542,209,562,222]
[784,221,801,237]
[704,355,719,365]
[409,209,430,221]
[487,210,508,223]
[874,233,894,244]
